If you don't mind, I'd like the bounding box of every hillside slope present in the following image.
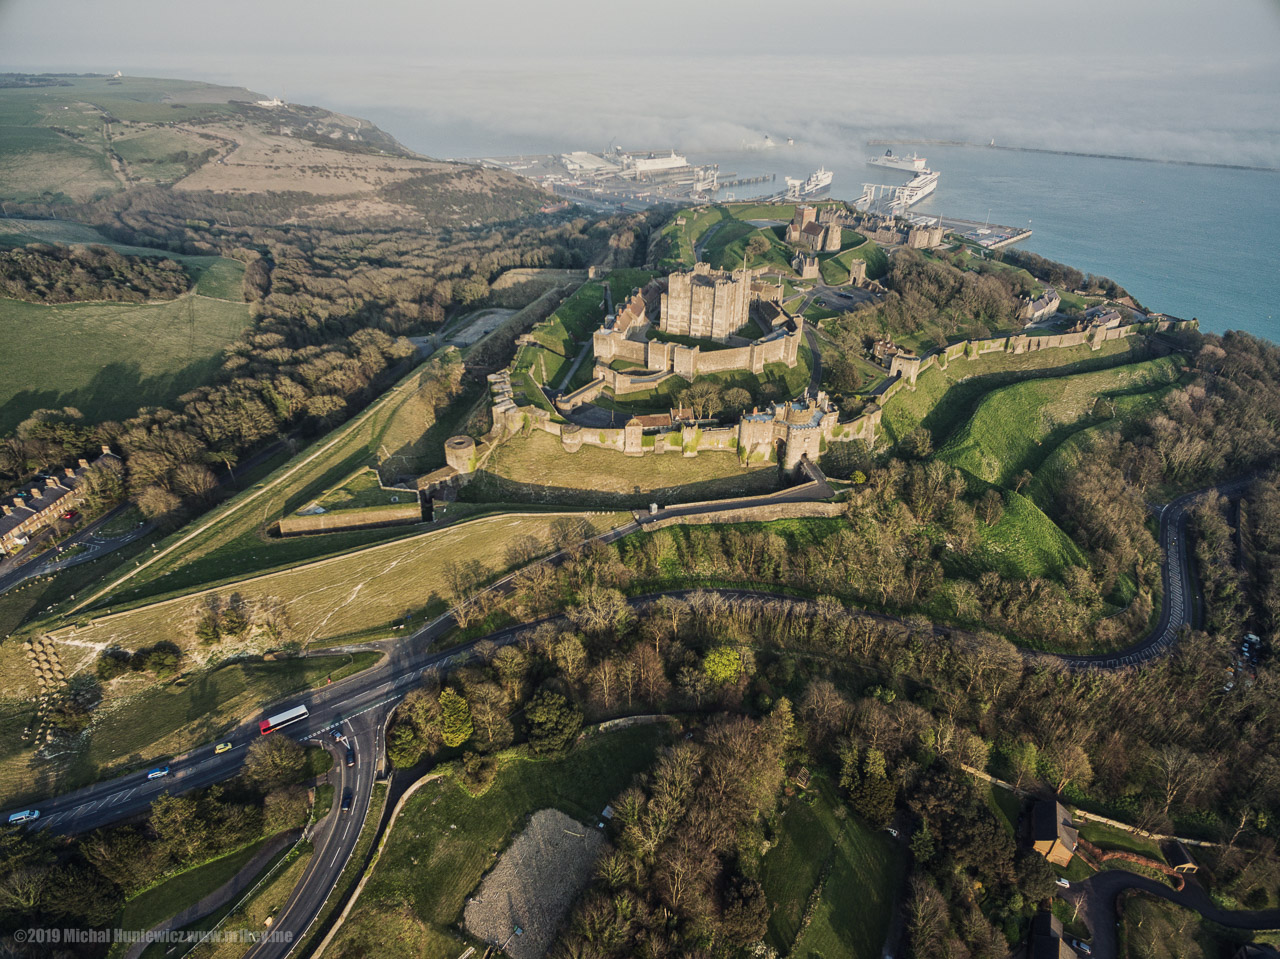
[0,74,549,224]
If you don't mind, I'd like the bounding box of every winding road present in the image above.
[1070,868,1280,959]
[6,474,1256,955]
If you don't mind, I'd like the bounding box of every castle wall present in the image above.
[885,319,1193,386]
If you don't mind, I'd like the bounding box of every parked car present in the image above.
[7,810,38,825]
[1056,877,1070,888]
[885,827,899,838]
[1071,940,1092,955]
[215,742,232,754]
[60,510,79,521]
[340,790,353,813]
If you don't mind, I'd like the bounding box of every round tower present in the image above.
[444,435,477,473]
[560,423,584,453]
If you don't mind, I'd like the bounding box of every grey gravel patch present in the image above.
[463,808,606,959]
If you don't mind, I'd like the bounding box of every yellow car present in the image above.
[215,742,233,754]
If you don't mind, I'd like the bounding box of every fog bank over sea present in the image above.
[278,53,1280,341]
[5,2,1279,340]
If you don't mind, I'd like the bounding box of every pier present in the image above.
[712,174,775,191]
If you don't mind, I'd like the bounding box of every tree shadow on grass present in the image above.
[0,356,226,434]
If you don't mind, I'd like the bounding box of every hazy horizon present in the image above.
[3,1,1279,166]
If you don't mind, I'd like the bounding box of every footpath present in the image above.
[123,831,299,959]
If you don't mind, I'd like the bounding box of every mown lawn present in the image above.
[938,357,1181,487]
[468,429,779,508]
[879,336,1152,448]
[760,777,903,959]
[326,725,669,959]
[1078,820,1167,862]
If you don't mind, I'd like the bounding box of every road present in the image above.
[243,711,383,959]
[27,474,1249,834]
[1069,868,1280,959]
[1058,477,1253,669]
[0,440,286,601]
[10,475,1251,955]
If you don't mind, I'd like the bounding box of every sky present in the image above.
[3,0,1279,162]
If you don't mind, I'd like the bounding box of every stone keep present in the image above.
[660,263,751,342]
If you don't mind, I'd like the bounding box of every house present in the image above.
[1168,842,1199,874]
[1032,801,1078,867]
[1019,286,1062,322]
[0,446,121,555]
[1030,912,1079,959]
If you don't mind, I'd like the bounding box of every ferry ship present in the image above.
[867,149,928,172]
[898,170,938,206]
[784,167,834,199]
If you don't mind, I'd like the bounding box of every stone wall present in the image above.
[279,502,423,536]
[595,319,803,391]
[638,497,844,532]
[889,319,1193,385]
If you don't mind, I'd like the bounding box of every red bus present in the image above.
[259,705,309,735]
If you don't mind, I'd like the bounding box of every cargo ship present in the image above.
[783,167,834,199]
[867,149,928,172]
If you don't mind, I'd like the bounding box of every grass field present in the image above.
[972,489,1088,580]
[114,836,277,945]
[136,840,299,959]
[467,429,779,507]
[0,652,377,807]
[50,511,625,659]
[187,843,314,959]
[1118,893,1217,959]
[938,357,1182,487]
[657,205,729,269]
[1026,384,1179,511]
[878,337,1151,449]
[760,777,903,959]
[0,77,255,202]
[326,724,667,959]
[0,262,249,433]
[986,782,1023,838]
[310,467,412,513]
[68,352,472,613]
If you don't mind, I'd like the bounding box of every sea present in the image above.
[683,144,1280,342]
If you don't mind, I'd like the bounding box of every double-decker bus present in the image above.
[259,705,309,735]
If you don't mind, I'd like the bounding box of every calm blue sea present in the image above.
[689,144,1280,341]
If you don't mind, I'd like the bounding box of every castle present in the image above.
[785,205,841,253]
[659,262,752,341]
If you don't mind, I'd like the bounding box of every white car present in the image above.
[1056,877,1070,888]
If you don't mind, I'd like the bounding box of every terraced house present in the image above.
[0,446,119,555]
